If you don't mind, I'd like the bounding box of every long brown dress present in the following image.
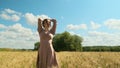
[37,22,58,68]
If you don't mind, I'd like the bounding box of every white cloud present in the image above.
[4,9,16,14]
[66,19,120,46]
[67,24,87,30]
[38,14,51,20]
[0,13,11,20]
[24,13,51,25]
[4,8,21,15]
[91,21,101,29]
[69,31,80,36]
[0,23,39,49]
[24,13,37,25]
[88,31,110,36]
[0,8,21,22]
[0,24,7,29]
[69,31,76,35]
[82,31,120,46]
[104,19,120,30]
[11,14,20,22]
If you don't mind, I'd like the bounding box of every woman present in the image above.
[37,18,58,68]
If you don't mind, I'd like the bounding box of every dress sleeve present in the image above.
[50,22,57,35]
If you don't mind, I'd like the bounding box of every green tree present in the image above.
[72,35,83,51]
[53,31,83,51]
[34,42,40,50]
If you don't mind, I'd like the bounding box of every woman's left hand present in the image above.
[51,19,57,23]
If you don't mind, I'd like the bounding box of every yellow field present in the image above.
[0,51,120,68]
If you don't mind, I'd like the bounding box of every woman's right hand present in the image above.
[38,18,42,23]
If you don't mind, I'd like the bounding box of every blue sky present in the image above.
[0,0,120,49]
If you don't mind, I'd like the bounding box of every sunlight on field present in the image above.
[0,51,120,68]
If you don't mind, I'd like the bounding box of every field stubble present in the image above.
[0,51,120,68]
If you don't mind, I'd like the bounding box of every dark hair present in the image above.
[42,19,51,27]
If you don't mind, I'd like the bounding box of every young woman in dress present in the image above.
[36,18,58,68]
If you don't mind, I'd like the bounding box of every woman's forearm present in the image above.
[50,19,57,34]
[38,18,42,32]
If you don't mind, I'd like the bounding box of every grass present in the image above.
[0,51,120,68]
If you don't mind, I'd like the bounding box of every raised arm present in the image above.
[50,19,57,35]
[37,18,43,33]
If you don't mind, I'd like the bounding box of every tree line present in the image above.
[83,46,120,52]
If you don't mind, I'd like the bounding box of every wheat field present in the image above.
[0,51,120,68]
